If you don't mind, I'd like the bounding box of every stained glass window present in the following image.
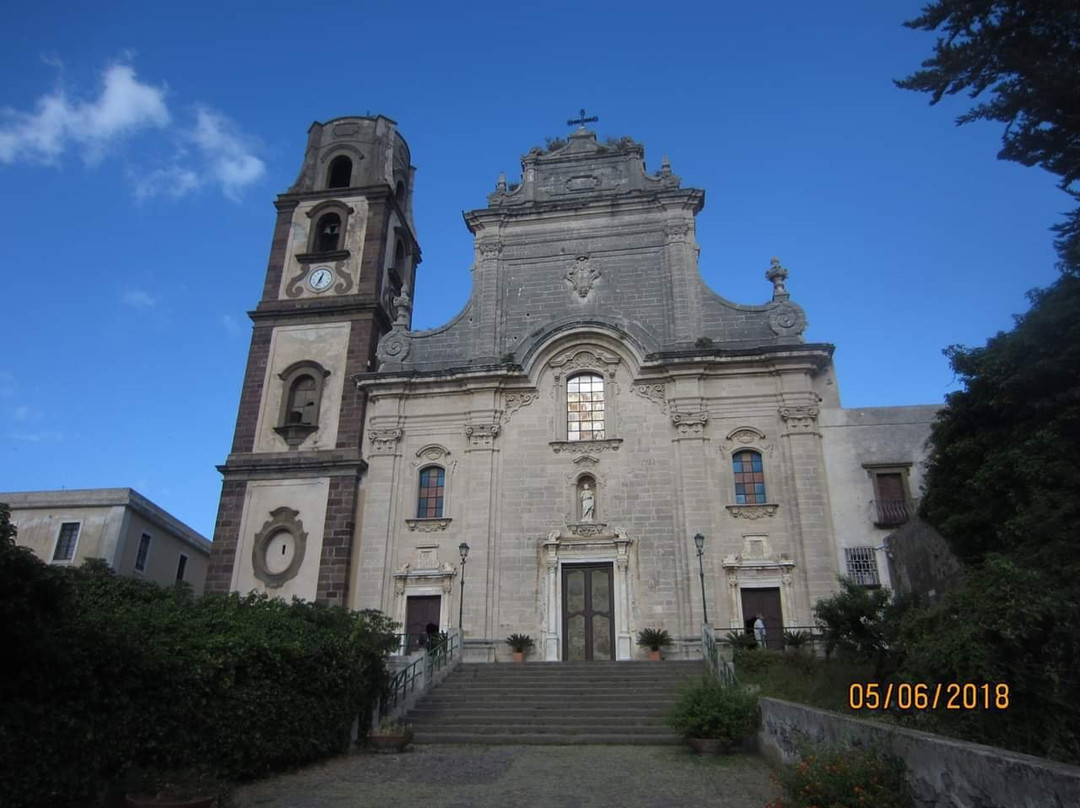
[733,450,766,504]
[567,373,604,441]
[417,466,445,518]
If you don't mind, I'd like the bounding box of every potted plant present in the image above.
[123,766,221,808]
[668,676,759,755]
[783,629,812,654]
[505,633,535,662]
[636,627,674,660]
[368,717,414,752]
[725,629,759,651]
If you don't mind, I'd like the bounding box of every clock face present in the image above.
[308,267,333,292]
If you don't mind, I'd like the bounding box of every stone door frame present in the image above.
[541,529,634,661]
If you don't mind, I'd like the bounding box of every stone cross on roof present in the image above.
[567,108,599,129]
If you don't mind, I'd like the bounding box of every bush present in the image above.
[667,677,759,746]
[734,647,780,675]
[813,577,910,677]
[768,744,912,808]
[0,526,398,808]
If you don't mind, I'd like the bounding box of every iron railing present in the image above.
[702,624,738,687]
[871,498,918,528]
[380,652,425,718]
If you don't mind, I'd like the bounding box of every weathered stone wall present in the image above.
[758,697,1080,808]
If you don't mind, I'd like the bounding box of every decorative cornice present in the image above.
[368,427,403,454]
[478,239,503,258]
[464,423,500,449]
[550,438,623,454]
[405,518,453,532]
[550,348,620,378]
[779,406,820,433]
[671,410,709,438]
[632,383,667,413]
[501,390,539,424]
[725,504,779,520]
[567,522,608,537]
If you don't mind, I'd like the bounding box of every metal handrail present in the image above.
[702,624,738,687]
[381,652,424,718]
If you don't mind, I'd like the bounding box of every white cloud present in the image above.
[132,165,201,201]
[221,314,242,334]
[1,59,264,202]
[0,63,169,165]
[191,107,265,200]
[9,430,64,443]
[12,405,44,421]
[122,290,158,309]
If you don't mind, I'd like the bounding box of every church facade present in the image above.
[207,115,938,662]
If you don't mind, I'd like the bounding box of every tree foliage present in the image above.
[812,577,910,677]
[897,0,1080,272]
[919,273,1080,570]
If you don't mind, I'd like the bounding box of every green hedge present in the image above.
[0,512,397,808]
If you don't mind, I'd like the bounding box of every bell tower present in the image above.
[206,115,419,607]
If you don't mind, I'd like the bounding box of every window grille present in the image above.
[845,546,880,587]
[52,522,80,562]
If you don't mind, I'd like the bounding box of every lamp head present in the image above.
[459,541,470,561]
[693,533,705,553]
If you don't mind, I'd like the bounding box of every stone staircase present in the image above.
[405,659,704,744]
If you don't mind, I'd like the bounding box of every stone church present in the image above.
[206,115,938,662]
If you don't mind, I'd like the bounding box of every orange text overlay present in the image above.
[848,682,1010,711]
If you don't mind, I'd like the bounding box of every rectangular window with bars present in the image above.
[135,533,152,572]
[52,522,80,562]
[845,546,881,587]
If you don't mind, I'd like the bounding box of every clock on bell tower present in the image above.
[205,115,420,608]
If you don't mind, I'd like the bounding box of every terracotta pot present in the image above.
[369,733,412,752]
[687,738,729,755]
[648,649,662,661]
[125,795,215,808]
[513,651,525,663]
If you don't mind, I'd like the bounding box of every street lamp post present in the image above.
[458,542,470,631]
[693,532,709,625]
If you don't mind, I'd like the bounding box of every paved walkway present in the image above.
[232,744,781,808]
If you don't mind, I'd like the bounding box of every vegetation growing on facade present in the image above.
[0,505,398,808]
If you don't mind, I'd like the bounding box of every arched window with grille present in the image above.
[417,466,445,518]
[326,155,352,189]
[567,372,605,441]
[733,450,766,504]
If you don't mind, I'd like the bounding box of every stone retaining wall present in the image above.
[757,697,1080,808]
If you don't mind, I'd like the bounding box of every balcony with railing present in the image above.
[871,497,919,528]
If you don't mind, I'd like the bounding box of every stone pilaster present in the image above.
[353,425,403,611]
[669,407,711,641]
[462,420,501,640]
[778,404,837,617]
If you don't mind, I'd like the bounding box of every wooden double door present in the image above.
[562,564,615,661]
[741,587,783,650]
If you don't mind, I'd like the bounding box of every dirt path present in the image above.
[232,744,780,808]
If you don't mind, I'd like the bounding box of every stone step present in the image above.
[413,731,683,745]
[408,715,670,729]
[406,704,669,717]
[425,688,683,699]
[421,691,673,704]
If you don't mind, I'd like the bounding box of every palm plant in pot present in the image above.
[123,766,222,808]
[368,717,414,752]
[505,633,535,662]
[667,676,760,755]
[636,627,673,660]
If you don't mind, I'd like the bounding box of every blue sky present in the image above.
[0,2,1067,539]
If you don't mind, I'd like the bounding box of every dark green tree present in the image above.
[919,273,1080,570]
[896,1,1080,272]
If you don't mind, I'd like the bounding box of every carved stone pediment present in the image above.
[725,504,779,520]
[405,518,453,533]
[550,438,622,454]
[550,348,620,378]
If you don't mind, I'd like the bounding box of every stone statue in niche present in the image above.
[580,482,595,522]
